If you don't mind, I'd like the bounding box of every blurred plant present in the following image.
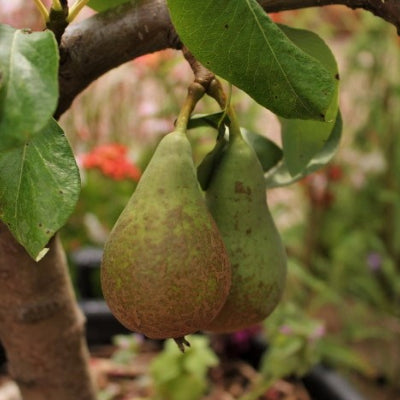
[231,304,327,400]
[300,164,343,209]
[311,13,400,316]
[236,298,375,400]
[97,385,120,400]
[273,12,400,391]
[261,302,327,380]
[149,335,218,400]
[111,333,144,365]
[262,300,375,378]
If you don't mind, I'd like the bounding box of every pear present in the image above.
[203,128,287,333]
[101,130,231,339]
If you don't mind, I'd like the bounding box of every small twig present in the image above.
[182,46,215,91]
[46,1,69,44]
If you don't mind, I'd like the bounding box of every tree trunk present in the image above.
[0,223,96,400]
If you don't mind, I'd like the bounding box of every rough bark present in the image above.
[0,224,96,400]
[55,0,400,118]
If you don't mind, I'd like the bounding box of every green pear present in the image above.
[203,128,287,333]
[101,130,231,339]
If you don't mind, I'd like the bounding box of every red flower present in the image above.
[269,12,283,23]
[81,144,141,181]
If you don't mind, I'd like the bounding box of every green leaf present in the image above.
[289,259,340,303]
[0,119,81,261]
[187,112,225,130]
[261,336,306,379]
[87,0,131,12]
[278,24,340,176]
[182,336,218,377]
[242,129,283,172]
[161,375,206,400]
[265,111,342,188]
[0,25,59,149]
[167,0,335,120]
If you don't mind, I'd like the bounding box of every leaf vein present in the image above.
[244,0,312,114]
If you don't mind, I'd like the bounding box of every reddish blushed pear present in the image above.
[101,130,231,339]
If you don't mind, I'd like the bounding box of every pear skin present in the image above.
[203,132,287,333]
[101,130,231,339]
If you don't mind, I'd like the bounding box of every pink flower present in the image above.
[279,325,293,335]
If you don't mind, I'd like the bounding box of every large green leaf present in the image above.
[0,119,81,261]
[87,0,131,12]
[278,24,340,176]
[0,25,59,149]
[167,0,335,120]
[265,111,342,188]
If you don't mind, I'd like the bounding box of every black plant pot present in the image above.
[79,299,130,345]
[303,365,368,400]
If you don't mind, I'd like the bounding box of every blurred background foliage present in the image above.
[1,2,400,398]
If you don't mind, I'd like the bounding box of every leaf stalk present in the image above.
[33,0,50,22]
[68,0,90,23]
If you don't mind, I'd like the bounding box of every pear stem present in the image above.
[206,78,234,133]
[175,82,206,133]
[226,104,244,142]
[173,336,191,352]
[207,78,227,109]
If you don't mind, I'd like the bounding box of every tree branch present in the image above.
[56,0,180,118]
[56,0,400,118]
[259,0,400,31]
